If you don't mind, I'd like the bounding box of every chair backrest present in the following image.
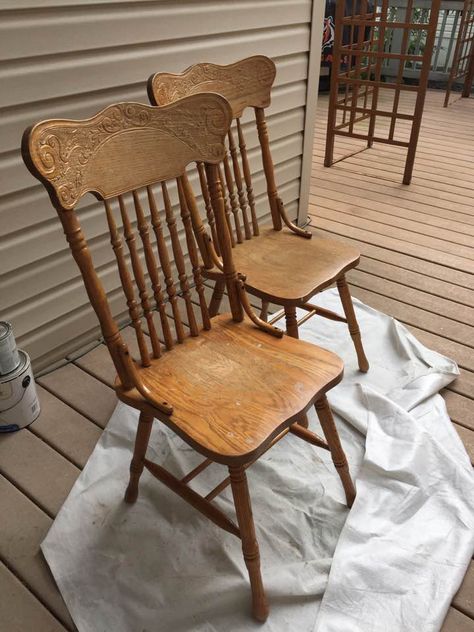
[22,95,241,392]
[149,56,285,248]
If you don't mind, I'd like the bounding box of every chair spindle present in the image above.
[205,164,244,323]
[104,199,151,367]
[147,185,185,345]
[133,189,174,352]
[197,162,220,256]
[217,163,236,247]
[161,182,199,337]
[119,194,161,359]
[236,119,259,236]
[254,107,282,231]
[223,155,243,244]
[177,178,211,331]
[228,127,252,240]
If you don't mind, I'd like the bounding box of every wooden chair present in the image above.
[22,94,356,622]
[148,56,369,379]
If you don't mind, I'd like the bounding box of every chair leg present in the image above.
[124,411,154,504]
[229,465,269,623]
[208,278,226,318]
[284,305,299,339]
[315,396,356,508]
[260,300,269,322]
[285,306,309,428]
[336,275,369,372]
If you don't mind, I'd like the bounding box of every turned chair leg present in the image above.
[124,411,154,504]
[208,278,226,318]
[336,275,369,372]
[260,300,269,322]
[229,466,269,623]
[316,396,356,508]
[284,305,299,339]
[284,306,309,429]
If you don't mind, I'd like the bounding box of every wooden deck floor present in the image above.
[1,89,473,631]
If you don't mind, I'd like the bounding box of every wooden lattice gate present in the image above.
[444,0,474,106]
[324,0,441,184]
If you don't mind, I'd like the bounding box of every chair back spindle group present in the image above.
[22,96,234,392]
[149,56,309,256]
[149,56,369,376]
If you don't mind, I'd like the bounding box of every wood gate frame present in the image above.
[324,0,441,185]
[444,0,474,106]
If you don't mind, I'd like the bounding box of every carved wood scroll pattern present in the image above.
[29,98,231,209]
[151,56,276,117]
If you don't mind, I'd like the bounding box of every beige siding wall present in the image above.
[0,0,320,371]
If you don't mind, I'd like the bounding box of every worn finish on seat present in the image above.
[229,226,360,304]
[118,313,343,463]
[149,55,369,384]
[22,94,355,623]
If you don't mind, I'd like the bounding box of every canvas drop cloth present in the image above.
[42,289,474,632]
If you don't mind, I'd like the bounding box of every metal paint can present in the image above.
[0,350,41,432]
[0,321,21,375]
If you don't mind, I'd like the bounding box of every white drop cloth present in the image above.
[42,289,474,632]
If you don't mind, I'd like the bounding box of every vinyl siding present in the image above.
[0,0,320,371]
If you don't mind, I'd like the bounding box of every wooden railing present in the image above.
[385,0,464,81]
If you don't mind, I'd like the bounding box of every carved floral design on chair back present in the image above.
[23,95,240,409]
[149,56,309,250]
[149,56,275,119]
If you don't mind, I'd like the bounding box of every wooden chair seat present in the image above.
[226,226,360,305]
[117,313,343,464]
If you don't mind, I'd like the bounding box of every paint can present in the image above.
[0,345,41,433]
[0,321,20,375]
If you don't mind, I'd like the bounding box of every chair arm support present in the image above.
[116,343,174,415]
[236,277,284,338]
[277,197,312,239]
[204,233,224,271]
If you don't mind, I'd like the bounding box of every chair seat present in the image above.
[117,314,343,465]
[230,226,360,304]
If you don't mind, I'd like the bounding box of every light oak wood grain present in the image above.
[23,93,354,622]
[149,56,369,371]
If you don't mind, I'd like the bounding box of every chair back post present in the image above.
[56,206,133,388]
[254,106,282,231]
[205,163,244,322]
[148,56,278,236]
[180,171,214,269]
[22,96,233,395]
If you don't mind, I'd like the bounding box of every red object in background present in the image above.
[320,1,374,91]
[322,2,336,67]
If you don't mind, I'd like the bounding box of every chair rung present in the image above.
[205,476,233,501]
[144,459,240,538]
[181,458,213,483]
[289,423,329,450]
[297,309,317,327]
[206,427,291,501]
[267,303,347,328]
[268,309,284,325]
[300,302,347,323]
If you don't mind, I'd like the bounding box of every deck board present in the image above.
[0,562,67,632]
[0,476,73,629]
[38,363,117,428]
[0,89,472,630]
[30,385,102,469]
[314,90,474,632]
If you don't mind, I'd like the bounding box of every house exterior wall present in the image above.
[0,0,323,371]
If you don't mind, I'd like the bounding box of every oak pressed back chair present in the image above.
[22,94,356,622]
[148,55,369,378]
